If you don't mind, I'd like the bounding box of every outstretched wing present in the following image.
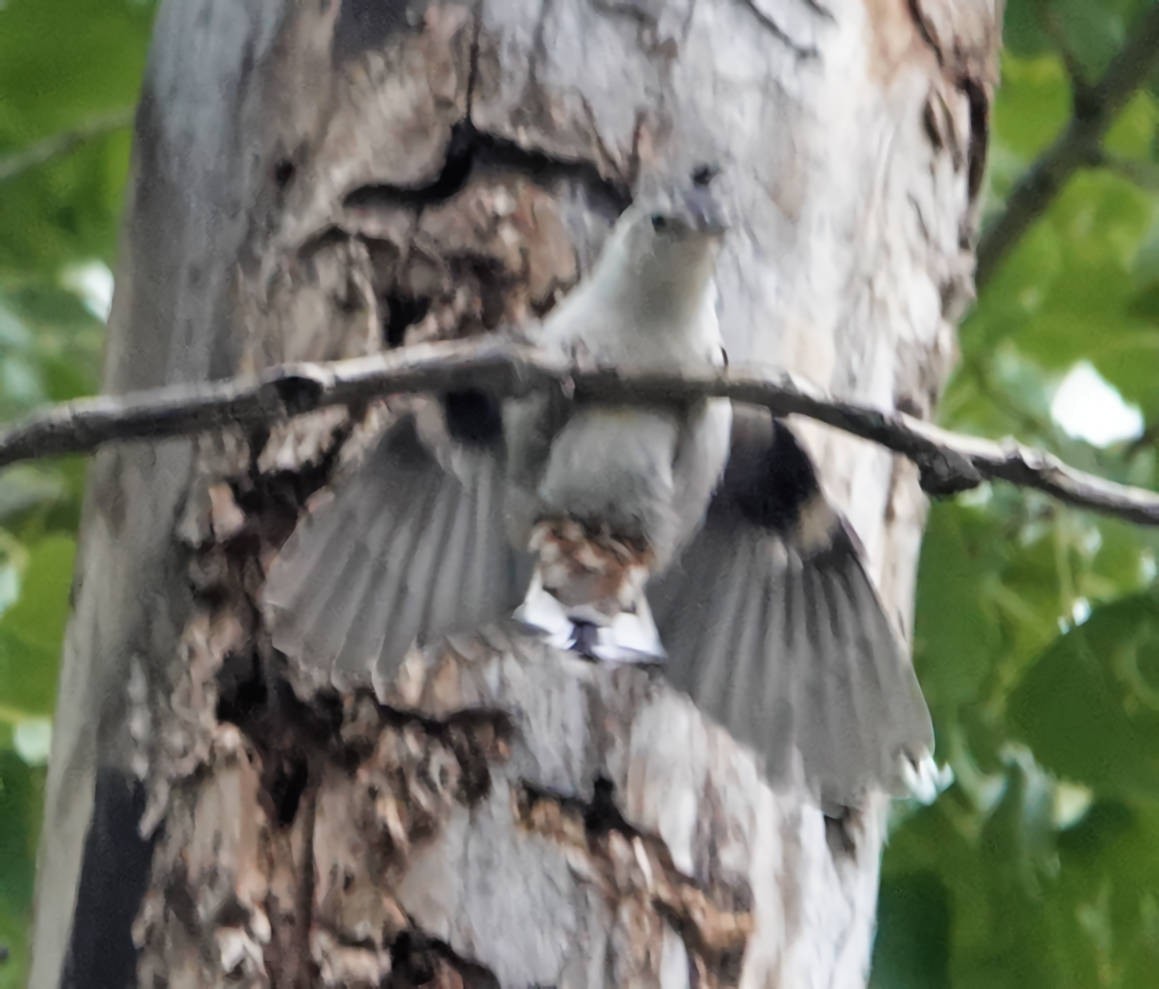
[649,408,933,811]
[262,397,532,693]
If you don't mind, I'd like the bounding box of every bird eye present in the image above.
[650,214,668,232]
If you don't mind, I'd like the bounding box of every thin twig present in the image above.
[0,337,1157,526]
[976,3,1159,289]
[0,108,135,185]
[1040,5,1094,103]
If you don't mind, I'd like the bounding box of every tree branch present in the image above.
[0,108,135,185]
[1,337,1157,525]
[976,3,1159,290]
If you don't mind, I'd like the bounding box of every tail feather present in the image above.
[514,570,666,663]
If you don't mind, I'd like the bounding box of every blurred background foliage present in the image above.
[0,1,156,982]
[877,0,1159,986]
[0,0,1156,986]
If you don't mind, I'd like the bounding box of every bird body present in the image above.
[263,171,936,809]
[491,183,733,655]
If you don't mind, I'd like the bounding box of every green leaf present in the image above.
[914,503,1007,712]
[0,536,75,656]
[1103,90,1159,161]
[990,53,1070,166]
[0,751,44,989]
[871,871,952,988]
[0,467,67,525]
[1008,588,1159,797]
[0,536,75,717]
[1002,0,1053,59]
[970,162,1159,418]
[1054,798,1159,982]
[1048,0,1129,78]
[0,0,156,274]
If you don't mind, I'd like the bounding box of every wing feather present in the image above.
[263,409,530,693]
[651,409,934,808]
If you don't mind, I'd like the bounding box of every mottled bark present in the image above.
[31,0,1001,986]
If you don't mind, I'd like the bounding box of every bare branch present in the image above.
[976,3,1159,290]
[1039,4,1094,103]
[1,337,1157,526]
[0,108,135,185]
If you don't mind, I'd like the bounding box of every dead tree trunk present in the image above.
[31,1,1001,985]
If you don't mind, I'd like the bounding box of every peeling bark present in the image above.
[31,0,1001,986]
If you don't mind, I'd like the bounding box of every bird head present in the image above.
[626,163,728,242]
[604,164,729,303]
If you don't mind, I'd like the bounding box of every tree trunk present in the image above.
[30,1,1001,986]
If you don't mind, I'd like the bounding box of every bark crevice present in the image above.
[516,779,754,984]
[738,0,821,58]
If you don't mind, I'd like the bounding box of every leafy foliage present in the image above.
[874,2,1159,985]
[0,0,1158,986]
[0,1,155,984]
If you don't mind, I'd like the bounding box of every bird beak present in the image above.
[683,184,729,237]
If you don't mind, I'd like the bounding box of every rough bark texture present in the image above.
[31,0,1001,986]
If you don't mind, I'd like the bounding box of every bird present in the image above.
[262,166,935,811]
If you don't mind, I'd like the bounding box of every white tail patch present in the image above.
[514,572,666,663]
